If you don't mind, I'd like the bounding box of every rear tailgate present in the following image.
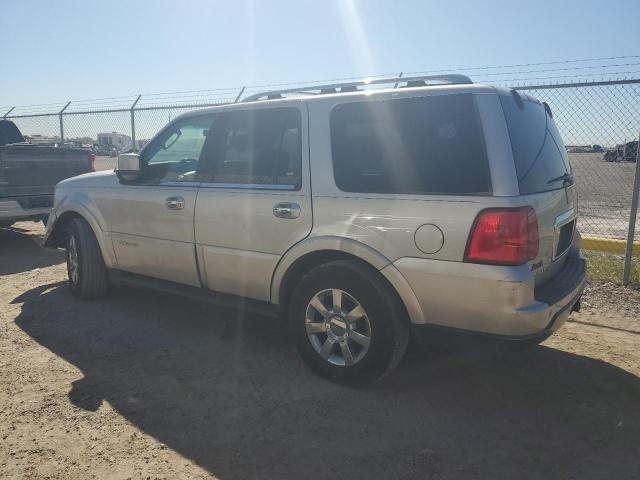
[500,93,577,286]
[0,145,92,198]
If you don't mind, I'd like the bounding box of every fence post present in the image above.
[393,72,404,88]
[234,87,246,103]
[130,95,141,151]
[3,107,14,119]
[623,130,640,286]
[59,101,71,143]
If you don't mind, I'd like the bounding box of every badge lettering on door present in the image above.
[115,239,138,247]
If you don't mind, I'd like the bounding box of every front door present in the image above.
[101,113,216,286]
[194,105,312,301]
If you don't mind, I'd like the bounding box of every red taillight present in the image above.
[465,207,539,266]
[88,153,96,172]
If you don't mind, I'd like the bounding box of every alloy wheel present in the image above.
[67,235,79,285]
[305,288,372,367]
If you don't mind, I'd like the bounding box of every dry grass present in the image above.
[583,249,640,287]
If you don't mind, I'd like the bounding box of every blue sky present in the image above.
[1,0,639,108]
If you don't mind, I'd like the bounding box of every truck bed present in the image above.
[1,121,94,225]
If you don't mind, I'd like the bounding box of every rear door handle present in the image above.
[166,196,185,210]
[273,202,301,219]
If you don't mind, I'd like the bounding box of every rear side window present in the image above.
[500,95,571,195]
[330,94,490,195]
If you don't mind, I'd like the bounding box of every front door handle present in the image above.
[273,202,301,219]
[166,196,185,210]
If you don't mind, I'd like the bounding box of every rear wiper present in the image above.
[547,172,574,186]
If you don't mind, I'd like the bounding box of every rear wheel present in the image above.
[289,260,409,385]
[65,218,108,299]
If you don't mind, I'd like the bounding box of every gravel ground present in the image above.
[1,222,639,480]
[568,153,638,239]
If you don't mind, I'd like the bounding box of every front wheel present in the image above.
[289,260,410,385]
[66,218,108,299]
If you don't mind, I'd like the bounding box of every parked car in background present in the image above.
[92,144,119,157]
[0,120,95,228]
[43,75,585,384]
[603,141,638,162]
[60,141,83,149]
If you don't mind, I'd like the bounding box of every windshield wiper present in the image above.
[547,172,574,186]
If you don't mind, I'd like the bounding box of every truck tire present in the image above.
[65,218,108,299]
[289,260,410,385]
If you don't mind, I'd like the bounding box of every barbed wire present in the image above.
[477,70,640,85]
[3,55,640,115]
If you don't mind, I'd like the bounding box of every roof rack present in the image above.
[241,74,473,102]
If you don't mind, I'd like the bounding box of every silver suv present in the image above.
[43,75,586,384]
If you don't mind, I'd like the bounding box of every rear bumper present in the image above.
[0,197,51,222]
[393,249,586,338]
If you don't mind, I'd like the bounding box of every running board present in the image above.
[108,269,280,319]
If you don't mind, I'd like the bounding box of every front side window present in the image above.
[206,107,302,188]
[142,114,216,183]
[330,94,490,195]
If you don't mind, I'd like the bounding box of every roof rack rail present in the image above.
[242,74,473,102]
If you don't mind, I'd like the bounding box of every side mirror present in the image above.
[116,153,141,182]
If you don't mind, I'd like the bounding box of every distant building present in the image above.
[97,132,132,151]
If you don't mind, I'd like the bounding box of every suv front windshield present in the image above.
[500,94,572,195]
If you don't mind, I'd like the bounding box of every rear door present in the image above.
[194,104,312,301]
[500,93,577,284]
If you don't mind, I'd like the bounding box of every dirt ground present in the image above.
[1,222,639,480]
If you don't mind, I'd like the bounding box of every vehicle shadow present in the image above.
[13,283,640,480]
[0,226,64,275]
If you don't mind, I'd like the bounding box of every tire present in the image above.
[289,260,410,385]
[65,218,108,299]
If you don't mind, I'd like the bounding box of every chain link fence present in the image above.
[513,80,640,286]
[3,79,639,284]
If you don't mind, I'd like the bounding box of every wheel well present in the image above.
[278,250,406,317]
[48,211,82,247]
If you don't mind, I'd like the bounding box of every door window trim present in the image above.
[133,112,216,186]
[197,106,305,191]
[198,182,299,191]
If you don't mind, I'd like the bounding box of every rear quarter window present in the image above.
[500,95,571,195]
[330,94,490,195]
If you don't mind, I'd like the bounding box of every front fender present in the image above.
[44,192,117,269]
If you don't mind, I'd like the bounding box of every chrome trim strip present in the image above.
[156,181,201,188]
[552,208,577,260]
[554,208,576,226]
[199,182,299,191]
